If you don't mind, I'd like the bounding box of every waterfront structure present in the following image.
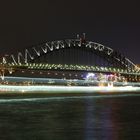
[0,34,140,85]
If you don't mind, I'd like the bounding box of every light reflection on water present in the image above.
[0,93,140,140]
[0,93,140,103]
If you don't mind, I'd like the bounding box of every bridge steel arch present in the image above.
[1,38,138,72]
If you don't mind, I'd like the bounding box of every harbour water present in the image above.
[0,93,140,140]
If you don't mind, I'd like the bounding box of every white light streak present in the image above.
[0,85,140,94]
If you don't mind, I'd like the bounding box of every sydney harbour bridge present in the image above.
[0,34,140,86]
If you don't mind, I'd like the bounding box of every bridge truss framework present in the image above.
[0,35,140,82]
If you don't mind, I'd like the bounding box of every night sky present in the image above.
[0,0,140,63]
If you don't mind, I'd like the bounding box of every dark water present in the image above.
[0,93,140,140]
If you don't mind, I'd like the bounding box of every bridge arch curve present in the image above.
[1,38,137,71]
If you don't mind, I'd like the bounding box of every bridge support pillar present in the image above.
[0,70,5,80]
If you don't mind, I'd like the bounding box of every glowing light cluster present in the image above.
[85,73,126,82]
[86,73,95,80]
